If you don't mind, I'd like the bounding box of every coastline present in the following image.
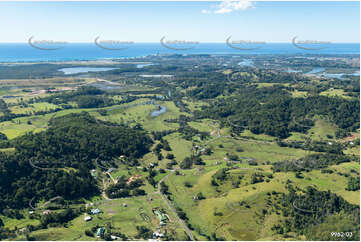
[0,43,359,63]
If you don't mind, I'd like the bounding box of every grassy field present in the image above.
[163,158,360,240]
[307,118,337,141]
[164,165,282,240]
[286,116,337,142]
[159,116,359,240]
[203,137,309,163]
[291,90,308,98]
[320,88,352,99]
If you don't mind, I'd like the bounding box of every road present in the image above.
[99,169,194,240]
[157,170,194,241]
[105,171,118,184]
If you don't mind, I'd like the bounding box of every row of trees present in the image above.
[272,153,353,172]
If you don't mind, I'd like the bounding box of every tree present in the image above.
[160,182,169,194]
[346,177,360,191]
[85,230,94,237]
[166,153,175,159]
[0,132,8,141]
[180,157,193,169]
[136,226,152,239]
[184,181,192,188]
[196,192,205,200]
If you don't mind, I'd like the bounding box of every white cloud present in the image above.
[201,9,211,14]
[202,0,253,14]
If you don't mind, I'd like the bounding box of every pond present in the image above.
[238,59,254,67]
[286,68,301,73]
[150,105,167,117]
[136,63,153,68]
[87,82,122,90]
[305,67,325,74]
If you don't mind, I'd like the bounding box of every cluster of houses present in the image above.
[152,229,165,239]
[94,227,120,240]
[152,208,169,227]
[84,208,101,222]
[145,208,169,239]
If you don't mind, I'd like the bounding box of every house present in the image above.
[153,231,164,238]
[90,169,97,178]
[43,210,52,215]
[110,235,119,240]
[96,227,105,237]
[153,208,167,226]
[29,211,34,214]
[84,216,92,222]
[126,174,142,185]
[91,208,101,214]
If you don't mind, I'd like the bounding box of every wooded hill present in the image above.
[0,112,153,209]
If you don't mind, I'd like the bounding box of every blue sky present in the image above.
[0,1,359,43]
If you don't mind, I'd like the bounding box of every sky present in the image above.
[0,1,359,43]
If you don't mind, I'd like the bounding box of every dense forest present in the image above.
[0,112,152,210]
[195,85,359,138]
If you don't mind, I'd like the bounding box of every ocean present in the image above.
[0,43,359,62]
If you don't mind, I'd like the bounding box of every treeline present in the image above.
[0,112,152,210]
[272,153,353,172]
[277,139,344,154]
[0,64,69,79]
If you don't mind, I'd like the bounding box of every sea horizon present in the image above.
[0,43,359,63]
